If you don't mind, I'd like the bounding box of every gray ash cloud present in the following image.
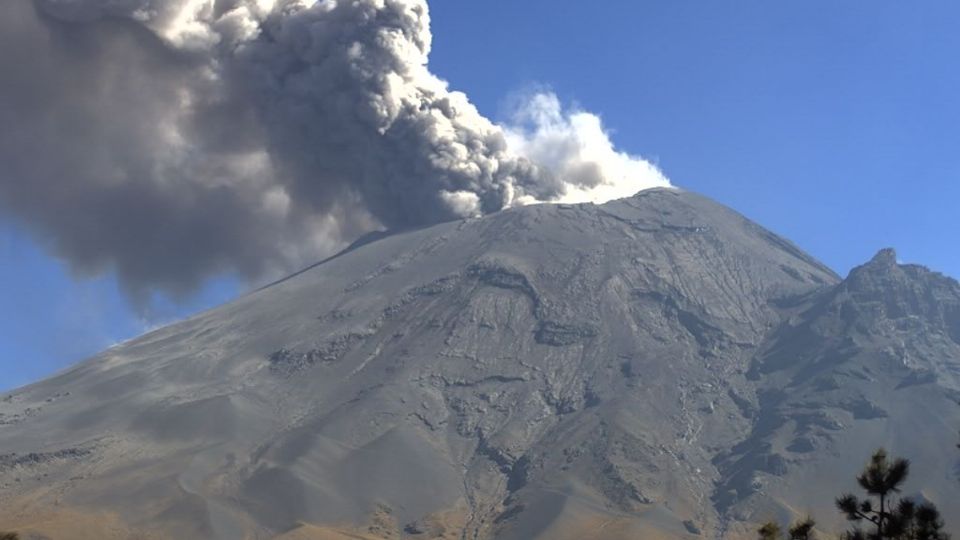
[0,0,668,299]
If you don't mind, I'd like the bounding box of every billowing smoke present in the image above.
[504,92,670,205]
[0,0,669,299]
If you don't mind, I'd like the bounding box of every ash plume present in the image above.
[0,0,669,298]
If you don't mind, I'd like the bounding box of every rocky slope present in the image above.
[1,188,958,540]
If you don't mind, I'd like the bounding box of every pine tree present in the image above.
[789,517,816,540]
[757,518,815,540]
[836,448,949,540]
[758,521,783,540]
[911,502,948,540]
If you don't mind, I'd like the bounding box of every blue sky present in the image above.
[2,1,959,390]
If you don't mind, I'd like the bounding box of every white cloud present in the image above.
[503,92,671,205]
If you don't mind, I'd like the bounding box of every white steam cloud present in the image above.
[504,92,670,205]
[0,0,669,299]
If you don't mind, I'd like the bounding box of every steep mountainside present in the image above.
[1,189,957,540]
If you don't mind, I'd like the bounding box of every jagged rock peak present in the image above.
[844,248,903,289]
[868,247,898,267]
[848,247,900,277]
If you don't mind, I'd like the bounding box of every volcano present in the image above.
[2,188,959,540]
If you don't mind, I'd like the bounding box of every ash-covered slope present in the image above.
[0,189,956,540]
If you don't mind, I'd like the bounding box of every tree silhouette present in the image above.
[836,448,949,540]
[758,521,782,540]
[757,517,815,540]
[0,532,19,540]
[789,518,816,540]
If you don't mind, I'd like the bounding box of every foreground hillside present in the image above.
[1,189,958,539]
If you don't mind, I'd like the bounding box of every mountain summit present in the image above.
[1,189,958,540]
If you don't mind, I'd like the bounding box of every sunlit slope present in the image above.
[2,189,957,539]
